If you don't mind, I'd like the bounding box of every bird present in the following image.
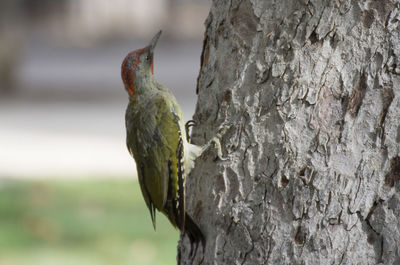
[121,30,205,249]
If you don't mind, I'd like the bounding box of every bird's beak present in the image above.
[149,30,162,52]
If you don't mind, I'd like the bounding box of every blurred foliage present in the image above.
[0,179,178,265]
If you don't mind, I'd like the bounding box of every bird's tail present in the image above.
[184,213,205,249]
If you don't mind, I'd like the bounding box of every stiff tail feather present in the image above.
[184,213,205,252]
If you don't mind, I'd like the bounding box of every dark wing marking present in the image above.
[176,131,185,231]
[166,128,185,231]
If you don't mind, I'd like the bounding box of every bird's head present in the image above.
[121,30,162,98]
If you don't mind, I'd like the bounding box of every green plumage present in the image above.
[125,83,184,229]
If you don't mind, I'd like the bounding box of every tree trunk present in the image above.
[179,0,400,264]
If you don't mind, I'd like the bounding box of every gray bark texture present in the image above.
[178,0,400,264]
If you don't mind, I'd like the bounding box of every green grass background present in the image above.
[0,179,178,265]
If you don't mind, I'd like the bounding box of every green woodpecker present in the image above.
[121,31,204,247]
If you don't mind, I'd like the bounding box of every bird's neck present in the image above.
[129,73,156,100]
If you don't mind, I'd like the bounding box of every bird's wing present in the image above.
[126,104,158,228]
[126,93,185,230]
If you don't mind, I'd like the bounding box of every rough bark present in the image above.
[179,0,400,264]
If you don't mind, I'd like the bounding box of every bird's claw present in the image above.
[185,120,196,143]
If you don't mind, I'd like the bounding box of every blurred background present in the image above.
[0,0,210,264]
